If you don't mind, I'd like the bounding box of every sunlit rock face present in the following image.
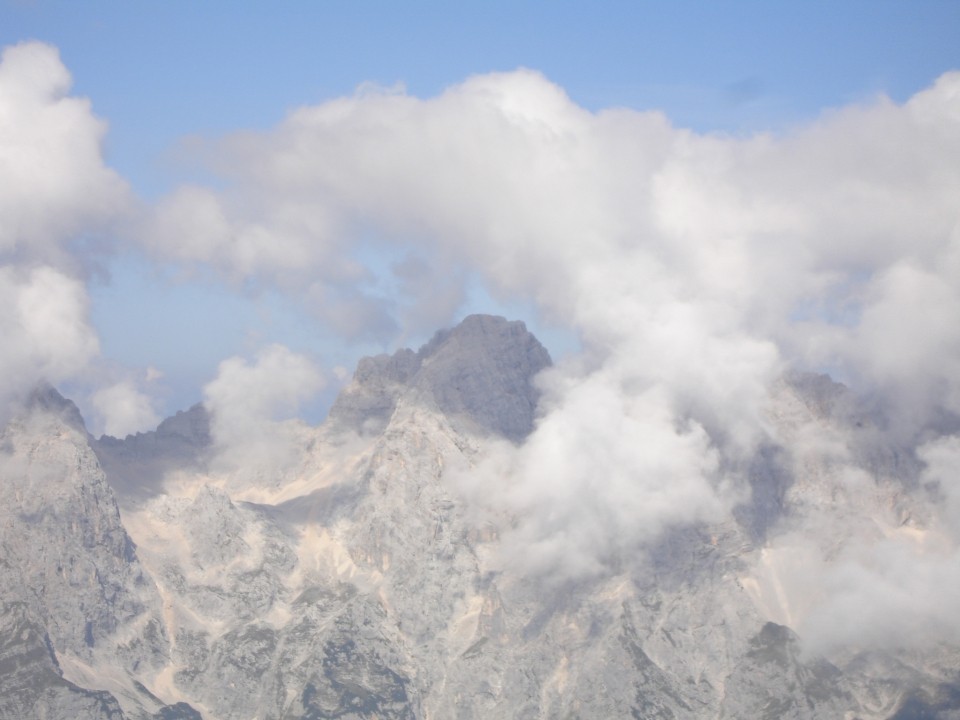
[2,315,959,719]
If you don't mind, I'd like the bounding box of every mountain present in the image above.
[0,387,191,719]
[1,315,958,719]
[328,313,551,440]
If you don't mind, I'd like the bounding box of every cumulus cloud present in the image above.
[845,262,960,432]
[144,69,960,420]
[0,41,130,270]
[2,38,957,655]
[0,266,100,418]
[748,499,960,656]
[800,538,960,653]
[141,67,960,587]
[0,40,939,644]
[202,345,325,473]
[730,378,960,657]
[457,375,731,582]
[0,41,135,422]
[919,435,960,541]
[90,379,161,438]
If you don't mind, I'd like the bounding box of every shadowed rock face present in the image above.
[0,602,125,720]
[329,314,552,441]
[92,404,211,505]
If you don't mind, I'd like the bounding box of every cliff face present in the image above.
[0,601,126,720]
[2,316,959,719]
[0,388,190,719]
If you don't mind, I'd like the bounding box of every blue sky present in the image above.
[1,1,959,433]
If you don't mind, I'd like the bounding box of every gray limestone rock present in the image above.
[0,601,125,720]
[93,404,211,506]
[719,622,852,720]
[327,349,421,435]
[26,383,88,434]
[412,314,552,441]
[329,314,551,441]
[0,389,163,663]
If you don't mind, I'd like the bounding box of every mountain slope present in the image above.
[2,316,958,719]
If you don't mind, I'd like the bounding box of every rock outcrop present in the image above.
[329,314,551,441]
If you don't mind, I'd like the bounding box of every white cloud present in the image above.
[0,41,137,423]
[202,345,325,473]
[919,435,960,539]
[739,384,960,656]
[0,266,99,415]
[798,538,960,654]
[143,69,960,418]
[9,39,953,622]
[140,67,960,584]
[457,375,730,582]
[0,41,130,270]
[90,379,161,438]
[2,38,959,655]
[846,263,960,428]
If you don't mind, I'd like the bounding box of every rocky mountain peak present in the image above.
[24,383,88,435]
[329,314,551,441]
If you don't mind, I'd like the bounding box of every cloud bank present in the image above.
[145,68,960,430]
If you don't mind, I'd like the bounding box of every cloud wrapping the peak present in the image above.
[145,69,960,403]
[141,67,960,585]
[0,266,99,414]
[4,39,959,622]
[459,375,730,582]
[1,37,958,656]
